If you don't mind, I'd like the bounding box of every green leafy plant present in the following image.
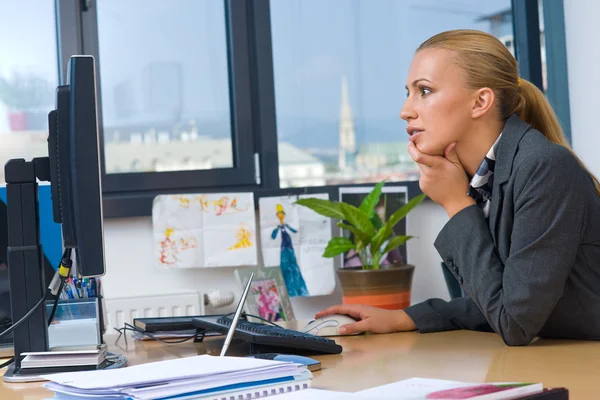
[295,182,426,270]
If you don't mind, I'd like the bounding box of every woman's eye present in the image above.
[420,87,431,96]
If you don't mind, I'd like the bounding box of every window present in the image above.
[270,0,513,188]
[0,1,58,185]
[40,0,557,217]
[96,0,233,175]
[82,0,257,195]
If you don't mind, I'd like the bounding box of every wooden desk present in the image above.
[0,330,597,399]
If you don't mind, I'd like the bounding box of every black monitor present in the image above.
[48,55,106,277]
[3,55,106,374]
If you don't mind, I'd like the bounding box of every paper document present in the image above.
[42,354,312,400]
[353,378,544,400]
[152,193,257,268]
[259,194,335,297]
[267,388,350,399]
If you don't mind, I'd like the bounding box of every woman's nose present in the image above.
[400,98,416,121]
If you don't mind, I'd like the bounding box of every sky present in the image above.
[0,0,512,148]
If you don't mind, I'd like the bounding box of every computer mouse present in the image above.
[302,314,362,336]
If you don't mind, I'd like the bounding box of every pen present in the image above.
[72,276,79,298]
[64,281,75,299]
[90,278,97,297]
[86,279,93,298]
[82,279,88,298]
[68,278,78,299]
[75,279,82,298]
[220,271,254,357]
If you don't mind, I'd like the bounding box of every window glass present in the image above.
[0,1,58,185]
[96,0,233,174]
[271,0,513,187]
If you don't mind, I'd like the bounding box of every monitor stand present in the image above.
[2,352,128,383]
[2,158,126,383]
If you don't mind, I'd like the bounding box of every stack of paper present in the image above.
[20,349,107,373]
[42,355,312,399]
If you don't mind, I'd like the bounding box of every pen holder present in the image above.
[46,297,104,349]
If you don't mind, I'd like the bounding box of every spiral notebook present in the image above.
[42,355,313,399]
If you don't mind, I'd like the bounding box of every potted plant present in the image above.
[0,73,53,131]
[295,182,426,310]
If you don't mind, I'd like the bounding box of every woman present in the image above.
[316,29,600,346]
[271,204,309,297]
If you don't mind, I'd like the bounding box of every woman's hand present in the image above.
[314,304,417,335]
[407,141,475,218]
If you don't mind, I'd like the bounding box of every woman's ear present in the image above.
[471,87,495,119]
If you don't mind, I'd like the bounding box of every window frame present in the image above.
[61,0,260,197]
[54,0,566,218]
[540,0,572,143]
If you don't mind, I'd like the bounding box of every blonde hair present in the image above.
[418,29,600,196]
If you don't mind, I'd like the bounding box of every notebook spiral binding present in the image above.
[206,380,311,400]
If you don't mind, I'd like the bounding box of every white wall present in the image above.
[101,200,450,320]
[564,0,600,172]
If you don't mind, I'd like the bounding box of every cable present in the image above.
[0,289,51,341]
[47,249,73,326]
[114,323,211,345]
[243,313,281,327]
[0,249,72,340]
[47,278,64,326]
[0,357,14,369]
[220,312,280,327]
[0,249,73,369]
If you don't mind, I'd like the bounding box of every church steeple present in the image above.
[338,75,356,171]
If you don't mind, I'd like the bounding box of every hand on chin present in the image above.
[412,141,445,157]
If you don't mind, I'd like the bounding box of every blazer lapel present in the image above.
[488,114,531,239]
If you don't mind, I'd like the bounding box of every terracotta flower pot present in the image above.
[336,264,415,310]
[8,111,27,131]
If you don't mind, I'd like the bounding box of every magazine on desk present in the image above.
[268,378,567,399]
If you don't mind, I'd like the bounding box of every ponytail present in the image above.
[516,79,600,197]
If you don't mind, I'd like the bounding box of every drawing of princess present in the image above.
[271,204,309,297]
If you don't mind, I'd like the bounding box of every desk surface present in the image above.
[0,329,597,400]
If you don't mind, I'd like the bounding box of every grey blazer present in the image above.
[404,114,600,346]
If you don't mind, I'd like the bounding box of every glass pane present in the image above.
[97,0,233,174]
[271,0,513,187]
[0,1,58,185]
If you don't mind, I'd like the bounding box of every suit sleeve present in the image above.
[423,150,587,346]
[404,296,494,333]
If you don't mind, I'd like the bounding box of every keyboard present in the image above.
[191,315,343,355]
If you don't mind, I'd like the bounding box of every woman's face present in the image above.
[400,48,475,156]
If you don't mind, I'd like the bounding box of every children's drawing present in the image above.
[259,194,335,297]
[228,223,253,250]
[152,193,257,268]
[271,204,309,297]
[158,228,199,265]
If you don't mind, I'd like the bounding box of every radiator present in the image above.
[103,292,205,332]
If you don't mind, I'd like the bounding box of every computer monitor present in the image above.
[48,55,106,277]
[3,55,106,375]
